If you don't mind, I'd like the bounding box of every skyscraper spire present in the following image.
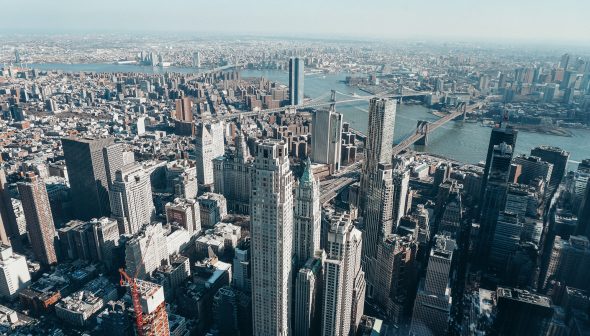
[294,156,320,268]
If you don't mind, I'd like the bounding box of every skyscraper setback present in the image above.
[289,57,304,105]
[250,140,294,335]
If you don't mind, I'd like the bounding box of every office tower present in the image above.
[489,212,522,272]
[479,127,518,203]
[374,234,417,324]
[322,212,365,336]
[192,51,201,68]
[0,244,31,299]
[392,169,410,227]
[294,158,321,268]
[165,160,198,200]
[294,252,324,336]
[124,222,169,279]
[17,173,57,265]
[62,137,122,220]
[0,170,16,245]
[493,287,553,335]
[513,155,553,186]
[410,234,456,336]
[505,184,538,218]
[311,108,343,173]
[213,286,241,336]
[134,279,170,336]
[289,57,304,105]
[233,238,251,292]
[361,163,394,293]
[213,126,253,214]
[109,165,155,235]
[438,193,463,237]
[250,139,294,336]
[165,198,201,236]
[545,235,590,291]
[560,53,571,69]
[14,49,21,64]
[89,217,119,270]
[198,192,227,228]
[195,121,225,187]
[174,97,193,122]
[478,142,515,264]
[413,204,431,246]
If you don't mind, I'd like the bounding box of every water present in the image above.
[29,64,590,168]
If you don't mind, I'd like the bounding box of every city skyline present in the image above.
[1,0,589,44]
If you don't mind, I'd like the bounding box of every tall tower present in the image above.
[174,97,193,122]
[311,108,343,173]
[321,211,365,336]
[17,173,57,265]
[392,169,410,227]
[0,170,16,245]
[294,251,324,336]
[410,234,456,336]
[479,127,517,205]
[294,158,321,268]
[109,165,155,235]
[289,57,304,105]
[195,122,225,187]
[360,98,396,210]
[62,137,122,220]
[530,146,570,190]
[361,163,394,294]
[250,139,294,336]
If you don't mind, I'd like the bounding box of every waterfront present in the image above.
[29,64,590,169]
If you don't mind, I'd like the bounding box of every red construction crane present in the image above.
[119,231,157,336]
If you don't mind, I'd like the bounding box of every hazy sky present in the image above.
[3,0,590,43]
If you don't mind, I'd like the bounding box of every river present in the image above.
[29,64,590,169]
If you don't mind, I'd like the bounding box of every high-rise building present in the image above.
[17,173,57,265]
[289,57,304,105]
[233,238,251,292]
[479,127,518,203]
[213,286,242,336]
[478,141,515,264]
[165,198,201,236]
[392,169,410,227]
[294,251,324,336]
[124,222,169,279]
[134,279,170,336]
[322,212,365,336]
[250,139,294,335]
[0,170,17,245]
[545,235,590,291]
[89,217,120,270]
[410,234,456,336]
[62,137,122,220]
[109,165,155,235]
[192,51,201,68]
[294,158,321,268]
[311,108,343,173]
[489,212,523,272]
[512,155,553,186]
[361,163,394,294]
[213,126,253,214]
[438,192,463,237]
[195,122,225,187]
[493,287,553,335]
[374,234,417,324]
[0,244,31,299]
[174,97,193,122]
[197,192,227,228]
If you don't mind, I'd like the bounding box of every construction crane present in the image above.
[119,230,157,336]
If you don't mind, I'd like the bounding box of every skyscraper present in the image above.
[294,251,324,336]
[124,222,169,279]
[17,173,57,265]
[479,127,518,204]
[0,244,31,299]
[493,287,553,335]
[165,198,201,236]
[289,57,304,105]
[392,169,410,227]
[512,155,553,186]
[530,146,570,190]
[0,170,16,245]
[410,234,456,336]
[195,121,225,187]
[361,163,394,293]
[62,137,122,220]
[174,97,193,122]
[311,108,343,173]
[322,212,365,336]
[109,165,155,235]
[294,158,321,268]
[489,212,522,273]
[213,126,253,214]
[250,139,294,336]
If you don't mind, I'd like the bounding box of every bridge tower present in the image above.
[415,120,429,146]
[461,102,467,121]
[330,89,336,103]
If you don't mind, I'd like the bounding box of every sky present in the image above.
[3,0,590,43]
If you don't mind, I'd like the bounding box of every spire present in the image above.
[301,157,314,185]
[235,122,250,161]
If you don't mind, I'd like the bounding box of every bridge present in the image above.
[184,63,248,82]
[196,87,429,123]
